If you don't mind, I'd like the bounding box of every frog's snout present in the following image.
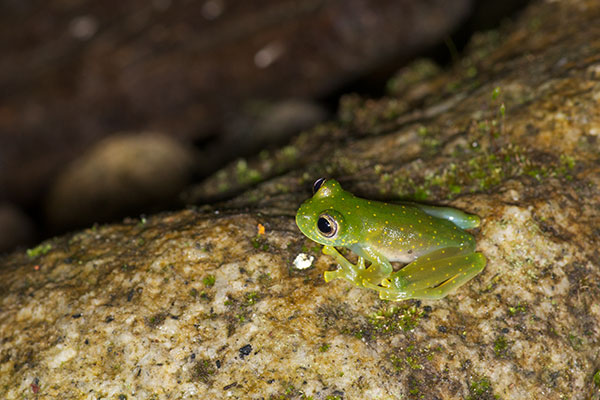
[295,203,309,232]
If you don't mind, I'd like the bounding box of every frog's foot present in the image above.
[322,246,367,286]
[363,276,410,301]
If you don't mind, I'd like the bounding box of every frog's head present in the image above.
[295,178,357,246]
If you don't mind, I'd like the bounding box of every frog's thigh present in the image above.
[410,253,485,299]
[398,248,486,294]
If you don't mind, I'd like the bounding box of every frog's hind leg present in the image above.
[322,245,366,286]
[398,249,486,299]
[364,249,486,301]
[414,254,485,299]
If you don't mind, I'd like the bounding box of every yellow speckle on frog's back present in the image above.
[295,178,486,301]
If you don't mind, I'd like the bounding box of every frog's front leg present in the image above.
[354,245,394,286]
[322,245,366,286]
[364,247,486,301]
[322,246,395,288]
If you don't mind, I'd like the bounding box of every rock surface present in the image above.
[2,0,600,399]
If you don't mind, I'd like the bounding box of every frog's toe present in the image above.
[374,286,394,300]
[363,280,407,301]
[323,270,341,282]
[362,279,374,288]
[378,290,396,301]
[361,276,391,289]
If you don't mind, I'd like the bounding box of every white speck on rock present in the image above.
[293,253,314,270]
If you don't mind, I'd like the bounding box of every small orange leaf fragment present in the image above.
[257,223,266,235]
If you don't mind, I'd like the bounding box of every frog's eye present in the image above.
[313,178,326,194]
[317,213,338,238]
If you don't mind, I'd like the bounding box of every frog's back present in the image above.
[359,201,476,263]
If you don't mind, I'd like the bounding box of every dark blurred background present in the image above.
[0,0,528,253]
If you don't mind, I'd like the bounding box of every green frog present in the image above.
[295,178,486,301]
